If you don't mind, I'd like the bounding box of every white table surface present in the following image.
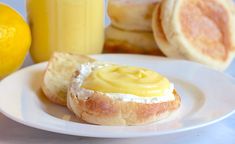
[0,0,235,143]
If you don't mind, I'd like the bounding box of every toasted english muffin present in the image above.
[108,0,161,31]
[67,88,180,126]
[152,0,235,71]
[104,25,164,56]
[41,52,95,106]
[67,62,181,126]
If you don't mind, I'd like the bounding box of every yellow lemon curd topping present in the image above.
[81,65,171,97]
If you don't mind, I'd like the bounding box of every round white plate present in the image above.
[1,54,235,138]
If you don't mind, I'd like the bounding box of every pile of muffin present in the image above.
[104,0,235,71]
[104,0,163,55]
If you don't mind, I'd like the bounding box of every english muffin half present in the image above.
[41,52,95,106]
[108,0,161,32]
[152,0,235,70]
[67,62,181,126]
[104,25,164,56]
[152,5,184,59]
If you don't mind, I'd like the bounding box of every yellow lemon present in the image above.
[0,4,31,79]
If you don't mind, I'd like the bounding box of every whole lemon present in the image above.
[0,4,31,79]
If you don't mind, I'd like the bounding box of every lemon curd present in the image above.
[81,65,171,97]
[27,0,104,63]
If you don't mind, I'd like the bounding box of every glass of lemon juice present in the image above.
[27,0,104,63]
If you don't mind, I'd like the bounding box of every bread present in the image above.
[152,0,235,71]
[152,5,184,59]
[108,0,161,31]
[41,52,180,125]
[104,25,164,56]
[41,52,95,106]
[67,63,181,126]
[67,89,180,126]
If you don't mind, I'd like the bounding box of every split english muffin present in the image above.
[104,25,164,56]
[108,0,161,32]
[152,0,235,71]
[41,52,181,125]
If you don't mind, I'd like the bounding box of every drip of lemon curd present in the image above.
[81,65,170,97]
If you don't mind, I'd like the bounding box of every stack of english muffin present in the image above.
[104,0,164,56]
[105,0,235,71]
[152,0,235,71]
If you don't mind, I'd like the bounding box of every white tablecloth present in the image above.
[0,113,235,144]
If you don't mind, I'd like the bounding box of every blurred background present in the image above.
[0,0,111,68]
[0,0,234,78]
[0,0,110,26]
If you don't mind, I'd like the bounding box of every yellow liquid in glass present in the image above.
[27,0,104,63]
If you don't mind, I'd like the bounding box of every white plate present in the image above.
[0,54,235,138]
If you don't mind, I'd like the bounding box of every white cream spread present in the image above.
[70,62,175,104]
